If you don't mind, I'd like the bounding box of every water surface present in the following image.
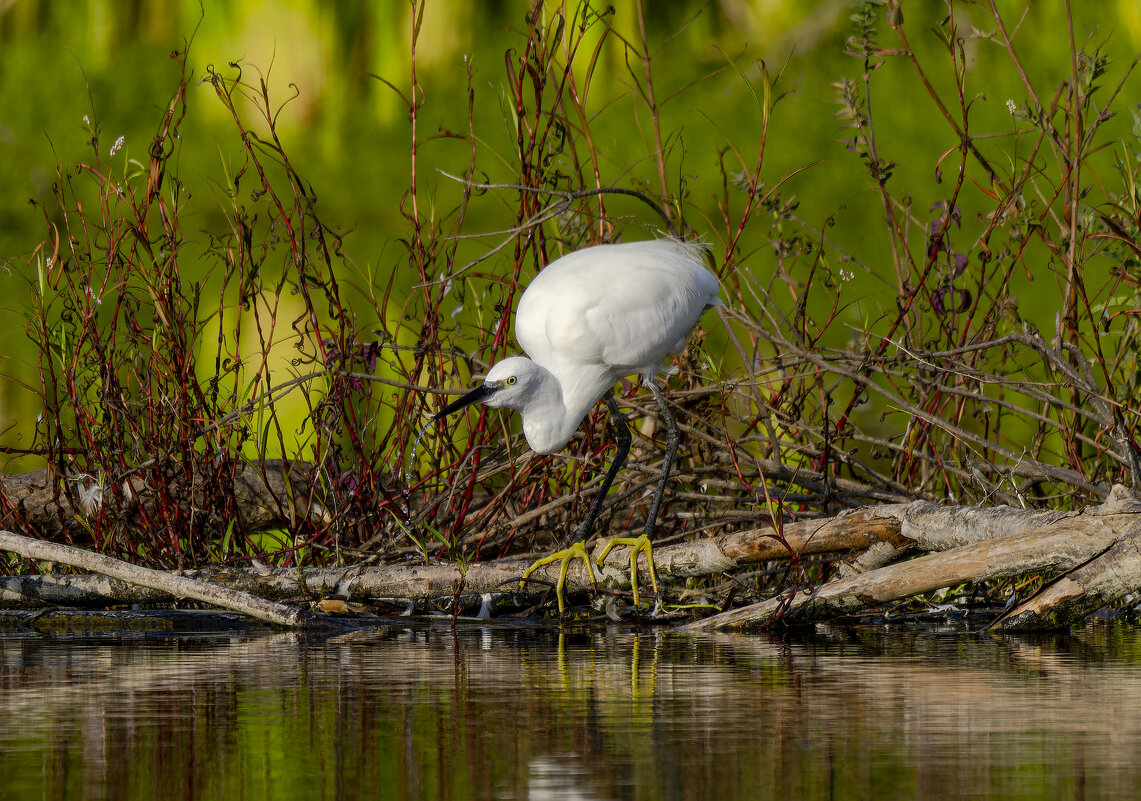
[1,622,1139,800]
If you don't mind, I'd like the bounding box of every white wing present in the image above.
[515,239,720,379]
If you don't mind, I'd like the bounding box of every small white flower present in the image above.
[1006,99,1017,116]
[82,115,90,125]
[110,135,125,157]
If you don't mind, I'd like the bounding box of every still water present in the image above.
[1,621,1139,800]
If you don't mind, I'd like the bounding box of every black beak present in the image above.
[432,382,497,421]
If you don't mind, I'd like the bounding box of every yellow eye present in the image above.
[505,376,517,386]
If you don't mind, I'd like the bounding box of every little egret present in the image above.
[429,238,721,612]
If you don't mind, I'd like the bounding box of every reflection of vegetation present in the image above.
[0,2,1138,608]
[5,628,1141,799]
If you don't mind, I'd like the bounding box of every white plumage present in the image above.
[466,239,721,453]
[430,237,721,611]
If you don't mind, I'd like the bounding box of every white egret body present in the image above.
[432,238,721,611]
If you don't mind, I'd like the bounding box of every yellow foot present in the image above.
[596,534,660,610]
[520,540,597,613]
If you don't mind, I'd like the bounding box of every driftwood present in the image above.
[2,487,1140,632]
[0,508,911,610]
[680,485,1141,633]
[0,531,349,630]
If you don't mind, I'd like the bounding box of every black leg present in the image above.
[521,392,632,613]
[570,392,631,541]
[593,381,675,610]
[642,380,679,534]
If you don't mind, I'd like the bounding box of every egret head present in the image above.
[432,357,546,420]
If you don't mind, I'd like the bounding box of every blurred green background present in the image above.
[1,0,1139,470]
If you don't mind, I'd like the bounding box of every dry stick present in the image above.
[0,530,347,630]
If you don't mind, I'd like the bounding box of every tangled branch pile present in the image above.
[1,1,1139,626]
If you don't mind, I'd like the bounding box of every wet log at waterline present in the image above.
[0,530,355,631]
[1,468,1139,631]
[680,485,1141,633]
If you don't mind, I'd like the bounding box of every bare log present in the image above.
[0,530,345,630]
[3,490,1140,633]
[0,501,1093,611]
[0,571,187,608]
[992,535,1141,631]
[0,507,897,608]
[648,508,909,577]
[0,512,912,609]
[680,488,1141,632]
[992,486,1141,631]
[0,556,539,609]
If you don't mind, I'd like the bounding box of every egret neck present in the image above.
[513,361,615,456]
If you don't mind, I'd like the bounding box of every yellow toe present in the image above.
[596,534,660,609]
[521,541,597,613]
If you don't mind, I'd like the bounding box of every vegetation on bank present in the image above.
[2,0,1139,621]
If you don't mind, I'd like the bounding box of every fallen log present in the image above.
[0,530,350,630]
[0,508,913,609]
[992,532,1141,631]
[681,485,1141,632]
[2,489,1138,631]
[0,505,902,608]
